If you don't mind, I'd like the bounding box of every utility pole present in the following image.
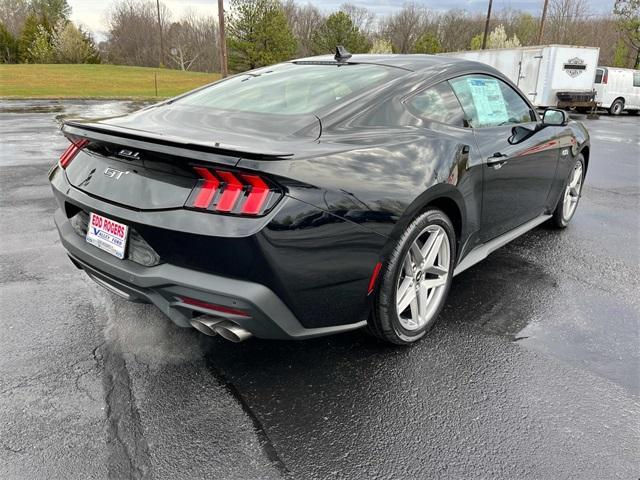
[481,0,493,50]
[218,0,228,78]
[156,0,164,67]
[537,0,549,45]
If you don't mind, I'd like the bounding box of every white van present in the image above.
[594,67,640,115]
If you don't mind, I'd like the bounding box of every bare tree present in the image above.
[379,2,434,53]
[341,3,375,35]
[105,0,171,67]
[438,10,484,52]
[544,0,590,44]
[0,0,30,36]
[282,0,323,57]
[166,10,218,72]
[494,8,538,45]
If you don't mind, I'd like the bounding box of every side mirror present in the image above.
[542,108,566,126]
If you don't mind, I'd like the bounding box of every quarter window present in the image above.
[449,75,535,128]
[407,82,467,127]
[595,68,604,84]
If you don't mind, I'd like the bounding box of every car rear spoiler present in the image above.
[62,121,295,163]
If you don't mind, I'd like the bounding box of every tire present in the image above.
[609,98,624,115]
[368,208,456,345]
[628,109,639,116]
[552,154,585,228]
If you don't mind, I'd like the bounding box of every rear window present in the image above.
[174,63,404,115]
[595,68,604,84]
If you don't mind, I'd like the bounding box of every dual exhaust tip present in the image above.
[189,316,253,343]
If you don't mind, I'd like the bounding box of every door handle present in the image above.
[487,152,508,169]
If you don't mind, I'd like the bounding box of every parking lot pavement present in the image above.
[1,101,638,479]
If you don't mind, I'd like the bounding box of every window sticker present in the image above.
[467,78,509,126]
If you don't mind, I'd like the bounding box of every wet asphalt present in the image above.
[0,100,638,479]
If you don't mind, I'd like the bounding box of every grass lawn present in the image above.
[0,64,220,99]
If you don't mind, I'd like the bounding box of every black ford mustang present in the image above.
[49,51,589,344]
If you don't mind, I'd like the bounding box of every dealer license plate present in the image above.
[85,212,128,259]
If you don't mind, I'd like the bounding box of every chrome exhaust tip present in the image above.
[189,316,226,336]
[214,321,253,343]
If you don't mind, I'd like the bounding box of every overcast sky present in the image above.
[68,0,616,40]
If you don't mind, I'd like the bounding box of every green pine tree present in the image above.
[414,33,441,54]
[613,0,640,68]
[18,13,48,62]
[312,11,371,55]
[30,0,71,24]
[0,23,19,63]
[227,0,297,72]
[613,38,629,67]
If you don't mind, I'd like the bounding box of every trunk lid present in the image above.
[68,103,321,158]
[61,104,320,210]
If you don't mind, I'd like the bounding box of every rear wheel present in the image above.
[609,98,624,115]
[552,154,585,228]
[368,209,455,345]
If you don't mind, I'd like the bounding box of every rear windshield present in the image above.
[174,63,404,115]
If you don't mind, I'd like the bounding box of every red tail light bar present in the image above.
[187,166,281,216]
[59,139,89,169]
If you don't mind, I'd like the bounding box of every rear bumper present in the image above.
[54,208,366,339]
[556,90,597,108]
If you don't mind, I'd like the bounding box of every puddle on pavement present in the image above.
[443,249,557,341]
[0,104,65,114]
[0,99,151,122]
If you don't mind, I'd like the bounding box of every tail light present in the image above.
[59,139,89,168]
[186,166,282,216]
[602,71,608,84]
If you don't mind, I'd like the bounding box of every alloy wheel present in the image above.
[395,225,450,331]
[562,161,583,222]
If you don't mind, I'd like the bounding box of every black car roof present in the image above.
[292,53,479,73]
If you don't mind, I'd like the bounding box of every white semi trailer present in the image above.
[439,45,600,110]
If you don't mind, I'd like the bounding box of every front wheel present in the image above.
[552,155,585,228]
[368,209,455,345]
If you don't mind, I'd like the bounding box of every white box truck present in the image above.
[439,45,600,110]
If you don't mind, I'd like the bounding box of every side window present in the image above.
[406,81,466,127]
[633,72,640,87]
[594,68,604,84]
[448,75,535,128]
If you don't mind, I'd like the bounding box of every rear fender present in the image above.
[380,184,467,261]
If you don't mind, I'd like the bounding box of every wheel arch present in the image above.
[384,184,466,261]
[579,145,590,172]
[611,96,625,111]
